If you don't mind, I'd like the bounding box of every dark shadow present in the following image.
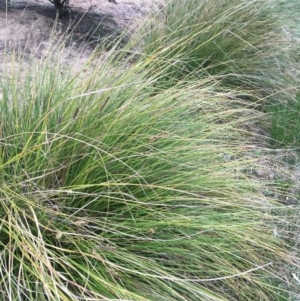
[0,1,129,50]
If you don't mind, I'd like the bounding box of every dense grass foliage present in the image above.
[0,0,299,300]
[265,0,300,149]
[268,94,300,148]
[142,0,296,98]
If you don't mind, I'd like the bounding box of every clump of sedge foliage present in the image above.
[0,0,299,300]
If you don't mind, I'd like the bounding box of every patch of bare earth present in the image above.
[0,0,162,66]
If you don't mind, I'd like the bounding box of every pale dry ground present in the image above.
[0,0,163,72]
[69,0,162,28]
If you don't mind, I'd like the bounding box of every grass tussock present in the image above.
[0,0,299,300]
[142,0,296,98]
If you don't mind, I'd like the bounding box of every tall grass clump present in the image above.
[142,0,296,98]
[0,35,298,300]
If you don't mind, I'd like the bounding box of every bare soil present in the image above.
[0,0,162,61]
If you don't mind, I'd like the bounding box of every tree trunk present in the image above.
[53,0,64,18]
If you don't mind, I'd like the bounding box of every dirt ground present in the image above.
[0,0,162,62]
